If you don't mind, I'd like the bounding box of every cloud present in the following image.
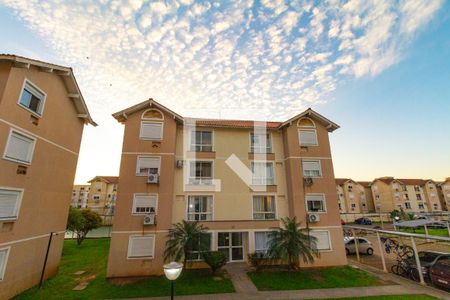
[0,0,443,122]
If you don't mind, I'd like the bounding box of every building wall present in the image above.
[86,180,117,215]
[363,186,375,212]
[422,181,442,212]
[0,63,85,299]
[337,185,346,213]
[439,179,450,210]
[71,185,90,208]
[371,181,395,213]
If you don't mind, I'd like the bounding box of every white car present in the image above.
[344,237,374,255]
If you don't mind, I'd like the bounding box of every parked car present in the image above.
[426,222,447,229]
[407,251,450,280]
[344,237,374,255]
[430,256,450,290]
[354,217,372,225]
[341,219,346,225]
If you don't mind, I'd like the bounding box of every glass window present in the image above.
[136,157,160,176]
[306,194,325,212]
[4,130,35,164]
[253,195,276,219]
[309,230,331,250]
[302,160,321,177]
[133,194,157,214]
[0,248,9,280]
[0,189,22,220]
[187,196,213,220]
[250,133,272,153]
[19,81,45,115]
[189,161,212,184]
[255,231,271,254]
[251,162,274,185]
[140,122,163,140]
[190,131,212,152]
[187,233,212,261]
[298,129,318,146]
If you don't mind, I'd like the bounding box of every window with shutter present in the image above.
[0,189,22,220]
[127,235,155,258]
[302,160,322,177]
[4,130,36,164]
[136,156,160,176]
[140,122,163,140]
[305,194,325,212]
[298,129,318,146]
[309,230,331,250]
[0,248,9,280]
[132,194,158,214]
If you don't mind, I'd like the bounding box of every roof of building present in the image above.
[373,177,396,184]
[0,54,96,126]
[335,178,351,185]
[358,181,372,188]
[112,98,339,132]
[396,179,428,186]
[88,176,119,184]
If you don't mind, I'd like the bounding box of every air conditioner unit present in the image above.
[176,160,184,168]
[308,213,320,223]
[144,213,156,225]
[148,174,159,184]
[304,177,313,186]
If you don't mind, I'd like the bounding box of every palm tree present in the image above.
[164,220,209,266]
[267,217,319,270]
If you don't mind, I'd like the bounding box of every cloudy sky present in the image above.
[1,0,449,183]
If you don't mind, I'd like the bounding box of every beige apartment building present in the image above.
[71,185,90,208]
[0,55,95,299]
[438,178,450,210]
[336,179,373,213]
[371,177,443,213]
[107,99,346,278]
[87,176,118,216]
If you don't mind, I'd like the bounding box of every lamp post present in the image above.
[163,262,183,300]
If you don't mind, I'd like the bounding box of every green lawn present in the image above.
[248,266,384,291]
[399,227,449,237]
[325,295,437,300]
[15,238,234,299]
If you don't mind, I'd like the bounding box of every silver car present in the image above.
[344,237,374,255]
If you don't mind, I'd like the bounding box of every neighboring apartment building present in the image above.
[335,179,373,213]
[71,185,90,208]
[0,55,95,299]
[438,178,450,210]
[87,176,118,215]
[371,177,443,213]
[107,99,347,278]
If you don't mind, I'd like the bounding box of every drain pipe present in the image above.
[39,232,54,288]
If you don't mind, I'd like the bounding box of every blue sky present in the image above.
[0,0,449,183]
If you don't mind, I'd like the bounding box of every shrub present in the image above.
[203,251,227,275]
[248,252,268,272]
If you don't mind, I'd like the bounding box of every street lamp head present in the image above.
[163,262,183,281]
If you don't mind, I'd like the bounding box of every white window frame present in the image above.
[136,156,161,176]
[305,193,326,213]
[186,195,214,221]
[190,130,213,152]
[17,79,47,117]
[132,193,158,215]
[251,161,275,185]
[249,132,272,153]
[3,129,36,165]
[141,108,165,121]
[302,160,322,178]
[254,231,272,254]
[139,121,164,140]
[0,187,24,221]
[187,160,214,185]
[298,129,318,146]
[127,235,155,259]
[0,247,11,281]
[187,232,212,261]
[309,230,332,251]
[252,195,277,220]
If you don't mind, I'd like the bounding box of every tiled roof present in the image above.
[193,119,282,129]
[374,177,395,184]
[335,178,351,185]
[396,179,428,186]
[89,176,119,184]
[358,181,371,188]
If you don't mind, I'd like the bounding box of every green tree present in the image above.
[66,208,102,245]
[203,251,227,275]
[267,217,319,271]
[164,220,209,266]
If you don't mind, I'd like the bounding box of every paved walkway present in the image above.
[125,262,449,300]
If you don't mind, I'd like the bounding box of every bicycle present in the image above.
[391,256,419,281]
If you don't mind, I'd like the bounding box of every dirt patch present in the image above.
[108,276,154,286]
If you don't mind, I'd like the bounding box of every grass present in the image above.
[248,266,384,291]
[325,295,437,300]
[399,227,449,237]
[15,238,234,299]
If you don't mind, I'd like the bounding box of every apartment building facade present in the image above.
[336,179,373,213]
[107,99,346,278]
[438,178,450,210]
[371,177,443,213]
[86,176,118,216]
[0,55,95,299]
[71,185,90,208]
